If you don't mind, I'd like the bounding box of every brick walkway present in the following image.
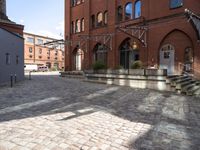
[0,73,200,150]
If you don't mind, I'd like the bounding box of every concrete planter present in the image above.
[84,69,167,76]
[129,69,145,76]
[145,69,167,76]
[112,69,128,75]
[84,70,94,74]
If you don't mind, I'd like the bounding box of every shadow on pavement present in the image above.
[0,75,200,149]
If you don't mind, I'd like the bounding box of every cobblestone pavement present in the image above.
[0,73,200,150]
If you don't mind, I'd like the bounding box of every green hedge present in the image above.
[131,60,143,69]
[92,61,107,70]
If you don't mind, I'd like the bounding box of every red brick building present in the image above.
[24,32,65,70]
[65,0,200,77]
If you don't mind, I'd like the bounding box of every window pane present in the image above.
[104,11,108,25]
[135,0,141,18]
[97,12,103,26]
[37,39,43,45]
[29,47,33,53]
[6,53,11,65]
[125,3,133,20]
[76,20,81,32]
[27,37,34,43]
[91,15,95,28]
[170,0,183,9]
[117,6,123,22]
[81,18,85,31]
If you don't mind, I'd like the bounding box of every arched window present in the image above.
[73,48,84,71]
[104,11,108,25]
[71,0,76,6]
[91,15,95,28]
[75,19,81,33]
[71,21,74,34]
[184,47,193,63]
[97,12,103,27]
[94,43,107,65]
[117,6,123,22]
[134,0,141,18]
[119,38,139,69]
[184,47,193,72]
[81,18,85,32]
[76,0,81,5]
[125,2,133,20]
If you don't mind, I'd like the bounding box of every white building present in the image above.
[0,27,24,85]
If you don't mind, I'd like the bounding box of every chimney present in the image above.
[0,0,8,20]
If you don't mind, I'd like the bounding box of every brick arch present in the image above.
[118,37,131,49]
[159,29,194,50]
[158,29,194,74]
[71,46,85,71]
[92,42,108,66]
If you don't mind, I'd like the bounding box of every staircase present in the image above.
[166,75,200,97]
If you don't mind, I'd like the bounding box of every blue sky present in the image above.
[7,0,64,39]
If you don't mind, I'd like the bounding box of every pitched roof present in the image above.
[0,27,24,39]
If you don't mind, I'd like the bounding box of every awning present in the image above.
[185,9,200,40]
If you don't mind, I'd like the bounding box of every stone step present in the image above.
[167,74,200,96]
[167,75,188,82]
[194,88,200,96]
[170,77,192,87]
[181,82,200,93]
[186,86,200,96]
[175,80,196,90]
[166,75,184,84]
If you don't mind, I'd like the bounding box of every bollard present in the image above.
[29,71,31,80]
[10,75,13,88]
[14,74,17,83]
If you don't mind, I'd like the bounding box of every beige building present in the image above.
[24,32,64,70]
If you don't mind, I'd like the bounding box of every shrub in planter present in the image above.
[92,61,107,70]
[50,67,57,71]
[131,60,143,69]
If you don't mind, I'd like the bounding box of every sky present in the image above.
[7,0,64,39]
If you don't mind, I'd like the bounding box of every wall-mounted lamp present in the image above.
[132,41,138,50]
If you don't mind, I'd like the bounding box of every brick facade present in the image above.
[65,0,200,77]
[24,33,65,70]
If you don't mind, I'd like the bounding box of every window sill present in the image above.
[169,5,183,10]
[116,17,143,25]
[90,25,108,30]
[71,2,84,8]
[71,31,85,35]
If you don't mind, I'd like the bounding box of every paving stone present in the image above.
[0,74,199,150]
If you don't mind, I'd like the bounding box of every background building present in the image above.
[65,0,200,77]
[0,0,24,85]
[24,32,65,70]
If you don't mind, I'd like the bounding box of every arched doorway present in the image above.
[159,30,193,75]
[119,38,139,69]
[73,48,84,71]
[160,44,175,75]
[93,43,108,65]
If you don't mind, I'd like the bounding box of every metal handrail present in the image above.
[179,62,200,80]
